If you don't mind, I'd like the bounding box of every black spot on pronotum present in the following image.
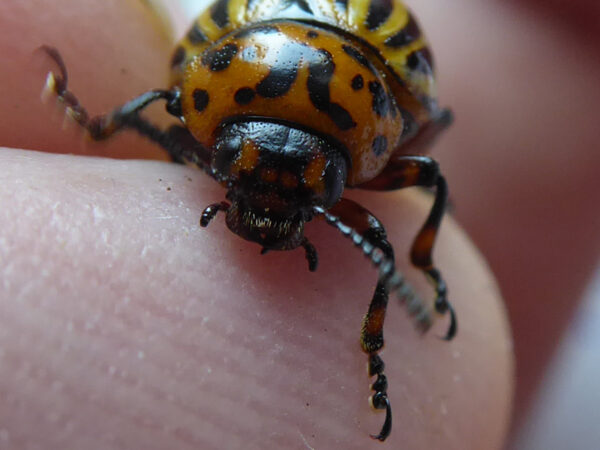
[187,23,208,45]
[255,68,298,98]
[202,44,238,71]
[342,45,376,74]
[351,74,364,90]
[255,42,301,98]
[384,14,420,48]
[170,46,185,68]
[234,87,255,105]
[210,0,230,28]
[307,49,356,131]
[193,89,209,112]
[307,30,319,39]
[372,135,388,156]
[368,81,389,117]
[365,0,393,31]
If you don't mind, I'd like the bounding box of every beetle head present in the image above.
[210,120,348,250]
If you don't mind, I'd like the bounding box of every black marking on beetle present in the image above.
[406,48,434,74]
[351,74,364,90]
[368,81,390,117]
[365,0,393,31]
[342,45,376,74]
[372,135,388,156]
[384,13,420,48]
[170,46,186,68]
[234,87,256,105]
[255,42,300,98]
[399,108,418,139]
[307,48,356,131]
[187,23,209,45]
[287,0,313,14]
[244,40,356,130]
[307,30,319,39]
[210,0,230,28]
[193,89,209,112]
[202,44,238,71]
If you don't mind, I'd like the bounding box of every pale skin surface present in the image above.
[0,1,514,449]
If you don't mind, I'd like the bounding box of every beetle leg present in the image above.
[326,198,397,441]
[301,237,318,272]
[358,156,454,339]
[157,124,212,169]
[41,46,177,138]
[40,46,212,169]
[200,201,230,227]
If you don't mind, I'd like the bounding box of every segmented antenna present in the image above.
[313,206,432,332]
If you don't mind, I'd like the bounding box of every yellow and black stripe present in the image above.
[170,0,439,126]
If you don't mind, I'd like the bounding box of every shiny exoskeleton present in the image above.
[41,0,456,441]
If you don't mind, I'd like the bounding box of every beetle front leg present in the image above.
[359,156,456,340]
[40,46,214,169]
[42,46,179,138]
[327,198,396,441]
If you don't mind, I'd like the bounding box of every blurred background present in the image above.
[177,0,600,447]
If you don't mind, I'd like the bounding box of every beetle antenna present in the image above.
[313,206,432,332]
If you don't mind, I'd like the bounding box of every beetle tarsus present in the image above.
[440,301,457,341]
[368,354,392,441]
[301,238,318,272]
[427,267,457,340]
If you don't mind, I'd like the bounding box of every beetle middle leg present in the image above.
[359,155,455,339]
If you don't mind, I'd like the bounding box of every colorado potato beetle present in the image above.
[41,0,455,441]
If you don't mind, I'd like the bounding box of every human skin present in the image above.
[0,1,512,449]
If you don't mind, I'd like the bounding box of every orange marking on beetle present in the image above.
[234,141,260,172]
[411,227,436,267]
[280,171,299,189]
[260,167,278,183]
[364,307,385,336]
[303,154,327,191]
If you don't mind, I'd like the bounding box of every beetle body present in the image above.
[172,0,441,185]
[41,0,455,441]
